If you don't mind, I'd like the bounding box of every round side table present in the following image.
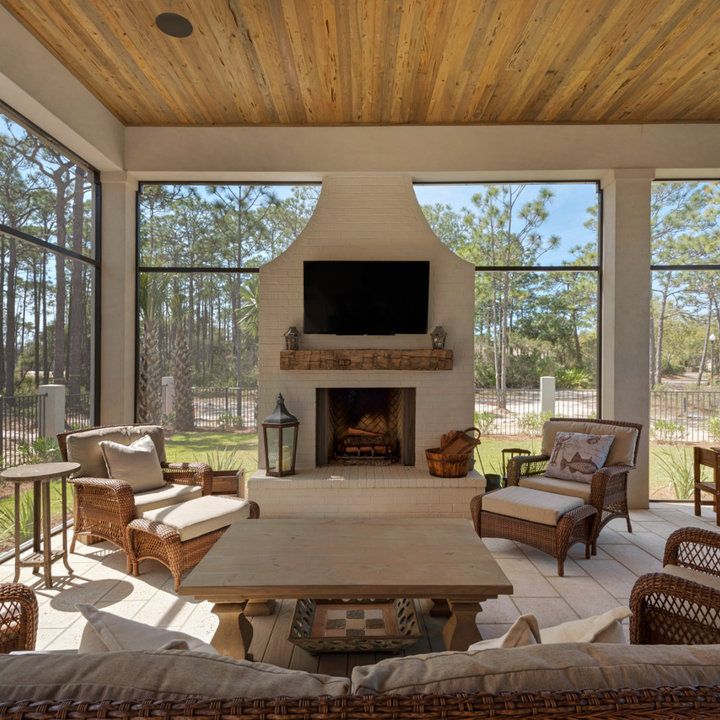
[0,461,80,588]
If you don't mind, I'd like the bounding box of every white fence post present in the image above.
[161,376,175,417]
[39,384,66,439]
[540,376,556,416]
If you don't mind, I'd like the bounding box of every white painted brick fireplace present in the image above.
[247,174,484,517]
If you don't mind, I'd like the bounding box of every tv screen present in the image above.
[304,261,429,335]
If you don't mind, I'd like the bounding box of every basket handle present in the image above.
[464,427,481,440]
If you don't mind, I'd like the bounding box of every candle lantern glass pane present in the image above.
[266,428,280,472]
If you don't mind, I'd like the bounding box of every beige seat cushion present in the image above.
[350,642,720,696]
[99,434,166,493]
[66,425,166,478]
[519,475,592,502]
[663,563,720,593]
[467,614,540,651]
[0,650,351,701]
[141,495,252,541]
[134,483,202,516]
[541,420,639,467]
[78,604,217,655]
[539,606,631,644]
[483,486,583,526]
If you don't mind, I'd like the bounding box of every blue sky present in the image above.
[414,182,599,264]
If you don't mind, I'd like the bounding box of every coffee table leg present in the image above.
[245,599,276,616]
[429,598,451,617]
[211,601,253,660]
[442,600,482,650]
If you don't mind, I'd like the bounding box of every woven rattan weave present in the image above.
[0,583,37,653]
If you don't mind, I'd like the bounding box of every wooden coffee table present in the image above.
[179,517,513,659]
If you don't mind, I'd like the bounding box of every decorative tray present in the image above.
[289,598,421,654]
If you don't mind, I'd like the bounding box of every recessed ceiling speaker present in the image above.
[155,12,193,38]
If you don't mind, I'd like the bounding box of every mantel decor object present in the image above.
[431,326,447,350]
[284,326,300,351]
[262,393,299,477]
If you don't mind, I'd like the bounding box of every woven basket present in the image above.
[426,427,481,478]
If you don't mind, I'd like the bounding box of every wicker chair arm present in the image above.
[506,454,549,485]
[162,462,213,495]
[588,463,631,502]
[68,477,135,526]
[0,583,38,652]
[664,527,720,575]
[630,571,720,645]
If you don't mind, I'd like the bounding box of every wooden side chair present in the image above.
[0,583,38,652]
[630,527,720,644]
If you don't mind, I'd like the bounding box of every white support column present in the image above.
[601,168,654,509]
[100,172,138,425]
[38,384,65,439]
[540,376,556,416]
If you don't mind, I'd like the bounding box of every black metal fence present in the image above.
[475,387,720,442]
[0,394,46,469]
[191,387,258,430]
[65,392,92,430]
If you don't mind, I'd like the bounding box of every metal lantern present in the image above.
[262,393,299,477]
[430,325,447,350]
[284,326,300,351]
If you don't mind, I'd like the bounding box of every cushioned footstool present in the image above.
[471,486,596,576]
[126,495,259,591]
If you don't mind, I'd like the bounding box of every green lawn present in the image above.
[165,430,259,473]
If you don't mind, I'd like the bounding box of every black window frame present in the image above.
[0,100,102,423]
[413,180,604,416]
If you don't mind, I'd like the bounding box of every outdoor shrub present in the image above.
[654,444,694,500]
[556,368,593,389]
[474,411,496,435]
[202,445,245,473]
[708,417,720,442]
[518,411,551,437]
[651,419,686,442]
[18,437,61,463]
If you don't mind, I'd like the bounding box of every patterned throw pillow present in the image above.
[545,431,615,483]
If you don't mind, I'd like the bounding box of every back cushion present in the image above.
[66,425,166,478]
[351,642,720,696]
[99,435,166,493]
[541,420,639,467]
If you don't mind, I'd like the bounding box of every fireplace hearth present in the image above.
[316,387,416,466]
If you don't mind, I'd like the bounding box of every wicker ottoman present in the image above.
[126,495,259,591]
[471,486,597,576]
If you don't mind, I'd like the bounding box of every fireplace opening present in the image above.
[316,388,416,466]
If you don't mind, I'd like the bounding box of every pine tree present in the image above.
[174,330,194,431]
[136,275,163,423]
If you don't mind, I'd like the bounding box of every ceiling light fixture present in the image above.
[155,12,193,38]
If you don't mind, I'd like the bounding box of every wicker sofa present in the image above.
[58,425,213,566]
[493,417,642,550]
[2,643,720,719]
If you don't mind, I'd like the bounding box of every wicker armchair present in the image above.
[506,418,642,552]
[58,426,212,561]
[630,527,720,645]
[0,584,38,653]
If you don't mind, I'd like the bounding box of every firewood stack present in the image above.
[425,427,481,478]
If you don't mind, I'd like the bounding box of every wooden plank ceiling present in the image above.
[3,0,720,126]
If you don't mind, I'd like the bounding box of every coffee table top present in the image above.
[179,518,513,601]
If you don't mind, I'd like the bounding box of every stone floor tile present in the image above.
[476,595,520,624]
[476,623,511,641]
[513,596,579,627]
[594,527,630,545]
[572,558,640,599]
[521,545,586,577]
[495,558,559,597]
[546,576,625,616]
[602,544,662,576]
[481,538,526,558]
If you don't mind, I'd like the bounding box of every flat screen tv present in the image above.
[304,261,429,335]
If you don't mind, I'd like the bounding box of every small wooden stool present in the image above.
[694,446,720,526]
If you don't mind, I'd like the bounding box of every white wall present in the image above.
[258,175,475,470]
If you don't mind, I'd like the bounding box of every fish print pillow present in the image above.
[545,432,615,483]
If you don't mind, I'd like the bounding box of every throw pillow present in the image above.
[78,604,217,655]
[540,606,631,644]
[545,431,615,483]
[467,614,540,651]
[99,434,165,493]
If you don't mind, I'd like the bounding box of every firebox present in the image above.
[315,388,416,466]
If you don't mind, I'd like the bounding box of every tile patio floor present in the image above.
[2,502,717,674]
